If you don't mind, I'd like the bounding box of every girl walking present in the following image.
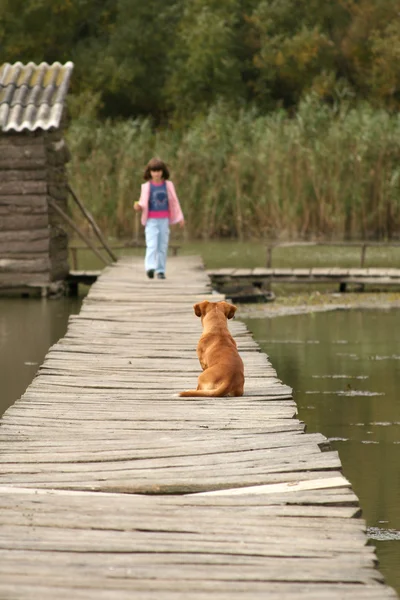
[134,158,184,279]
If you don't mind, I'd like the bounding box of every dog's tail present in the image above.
[179,381,237,398]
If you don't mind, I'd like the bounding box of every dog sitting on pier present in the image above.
[180,300,245,397]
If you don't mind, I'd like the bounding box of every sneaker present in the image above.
[157,272,166,279]
[146,269,155,279]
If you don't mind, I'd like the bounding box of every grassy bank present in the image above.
[66,98,400,241]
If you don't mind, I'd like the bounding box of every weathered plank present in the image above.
[0,213,49,231]
[0,180,47,195]
[0,168,47,181]
[0,256,50,273]
[0,271,51,286]
[0,228,49,243]
[0,143,46,160]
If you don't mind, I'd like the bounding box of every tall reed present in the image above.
[66,98,400,241]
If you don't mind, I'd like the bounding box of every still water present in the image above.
[244,309,400,594]
[0,297,82,415]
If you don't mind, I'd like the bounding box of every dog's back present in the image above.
[180,300,244,397]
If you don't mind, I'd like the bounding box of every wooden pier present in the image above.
[208,267,400,294]
[0,256,397,599]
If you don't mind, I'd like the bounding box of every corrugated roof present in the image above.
[0,61,74,132]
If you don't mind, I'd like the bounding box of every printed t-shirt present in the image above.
[148,181,169,218]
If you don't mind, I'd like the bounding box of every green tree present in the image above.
[249,0,351,108]
[1,0,400,120]
[165,0,259,121]
[98,0,183,120]
[339,0,400,109]
[0,0,115,65]
[0,0,117,117]
[250,0,400,110]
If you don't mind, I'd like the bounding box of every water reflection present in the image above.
[0,296,82,415]
[244,309,400,595]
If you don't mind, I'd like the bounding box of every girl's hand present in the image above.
[133,201,141,212]
[178,219,185,228]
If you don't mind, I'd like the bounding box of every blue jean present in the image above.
[144,218,170,274]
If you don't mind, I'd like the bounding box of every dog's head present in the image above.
[193,300,237,321]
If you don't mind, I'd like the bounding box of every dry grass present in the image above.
[66,99,400,241]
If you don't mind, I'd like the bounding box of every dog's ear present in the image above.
[221,301,237,319]
[193,303,202,317]
[227,302,237,319]
[194,301,208,317]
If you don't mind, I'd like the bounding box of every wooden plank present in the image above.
[0,583,394,600]
[0,144,46,160]
[327,268,350,276]
[0,168,47,181]
[0,180,47,195]
[195,475,351,496]
[271,268,295,276]
[252,268,274,275]
[0,272,50,286]
[0,256,50,273]
[0,228,49,243]
[0,195,48,209]
[0,157,47,169]
[0,238,49,255]
[291,268,311,276]
[0,214,49,231]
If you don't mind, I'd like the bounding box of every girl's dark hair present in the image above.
[143,157,170,181]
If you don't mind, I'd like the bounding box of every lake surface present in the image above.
[0,297,82,416]
[244,309,400,594]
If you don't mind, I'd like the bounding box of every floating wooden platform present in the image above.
[208,267,400,294]
[0,256,397,599]
[67,269,102,294]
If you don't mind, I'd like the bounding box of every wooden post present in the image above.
[134,210,140,243]
[70,246,78,269]
[266,245,273,268]
[360,243,367,267]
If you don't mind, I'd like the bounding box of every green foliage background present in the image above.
[1,0,400,240]
[2,0,400,121]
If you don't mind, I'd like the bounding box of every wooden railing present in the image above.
[68,238,399,271]
[265,241,400,268]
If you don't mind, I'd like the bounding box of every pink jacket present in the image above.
[137,180,184,226]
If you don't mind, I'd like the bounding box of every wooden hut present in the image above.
[0,61,74,296]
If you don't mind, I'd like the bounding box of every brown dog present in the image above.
[180,300,245,397]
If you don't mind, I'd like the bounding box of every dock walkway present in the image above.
[0,256,397,599]
[208,267,400,294]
